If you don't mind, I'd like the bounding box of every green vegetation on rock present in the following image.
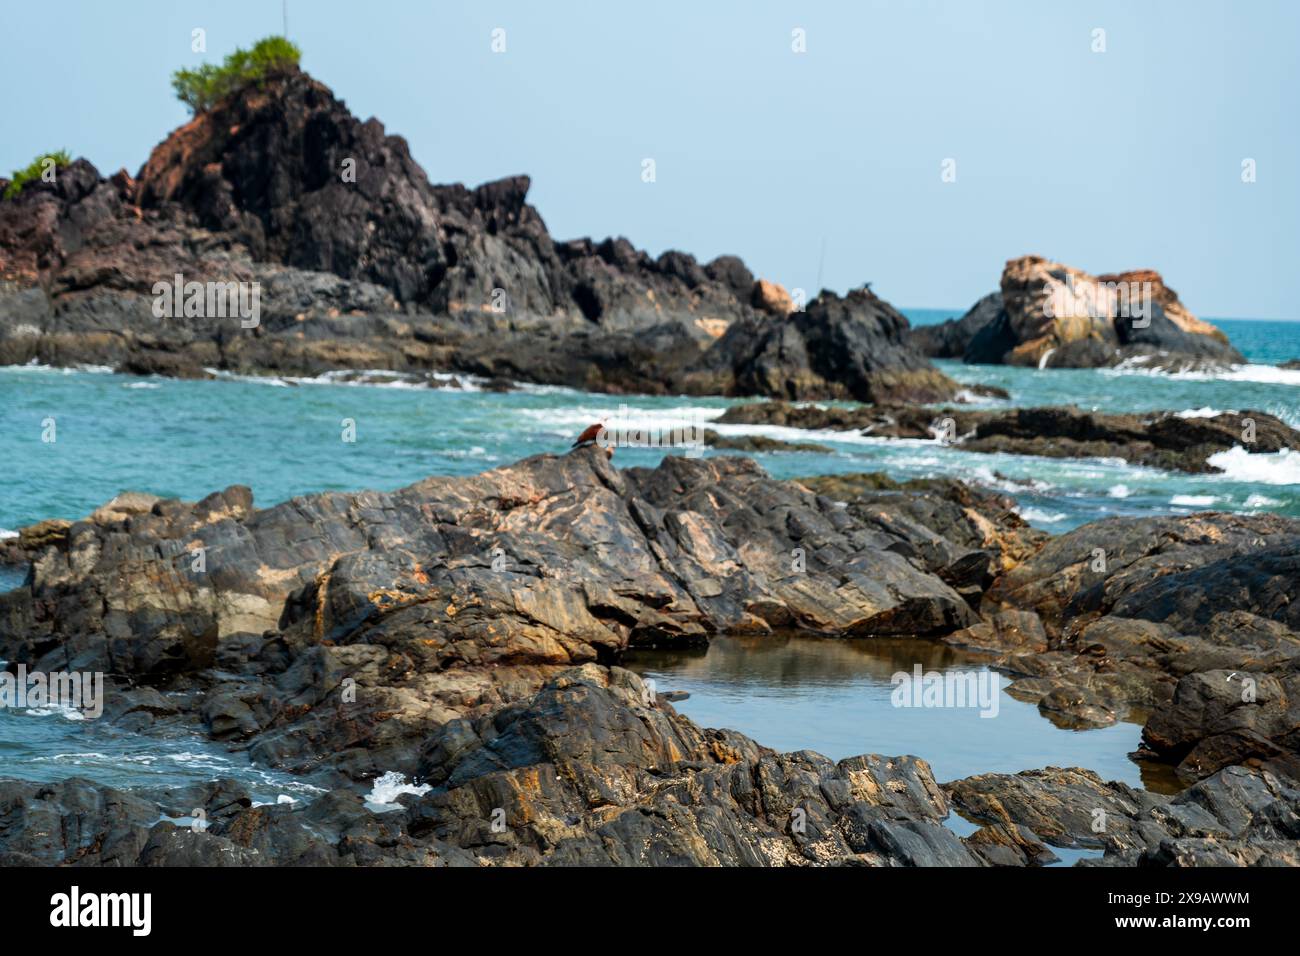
[171,35,301,114]
[3,150,72,200]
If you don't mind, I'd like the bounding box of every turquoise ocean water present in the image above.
[0,312,1296,805]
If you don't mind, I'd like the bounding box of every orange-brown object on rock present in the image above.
[572,422,604,447]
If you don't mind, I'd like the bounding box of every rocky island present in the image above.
[0,65,955,404]
[912,255,1245,371]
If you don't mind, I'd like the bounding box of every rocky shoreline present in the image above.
[716,401,1300,474]
[2,448,1297,866]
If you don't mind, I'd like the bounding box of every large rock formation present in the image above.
[0,68,956,401]
[912,256,1243,371]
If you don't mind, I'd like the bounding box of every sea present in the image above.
[1,312,1296,816]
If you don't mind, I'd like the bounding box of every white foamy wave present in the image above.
[1175,407,1228,419]
[1015,507,1069,524]
[519,404,726,434]
[1108,485,1131,498]
[954,388,1007,405]
[365,771,431,811]
[1244,493,1282,508]
[1110,362,1300,386]
[0,528,18,540]
[1170,494,1218,507]
[970,466,1054,494]
[124,382,161,389]
[204,368,488,391]
[1206,446,1300,485]
[7,360,114,375]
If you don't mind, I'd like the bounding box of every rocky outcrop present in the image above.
[5,668,1297,866]
[946,764,1300,866]
[968,512,1300,781]
[913,256,1243,371]
[703,431,832,454]
[0,449,981,783]
[715,401,1300,475]
[0,665,1050,867]
[909,293,1003,359]
[0,69,956,401]
[3,450,1298,864]
[681,286,960,403]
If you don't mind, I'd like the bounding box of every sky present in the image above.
[2,0,1297,319]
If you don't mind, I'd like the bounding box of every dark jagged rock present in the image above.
[713,401,1300,475]
[0,70,956,401]
[683,286,959,403]
[910,293,1004,359]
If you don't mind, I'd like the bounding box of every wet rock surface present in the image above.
[0,69,954,402]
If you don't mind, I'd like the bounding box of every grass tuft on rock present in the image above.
[3,150,72,200]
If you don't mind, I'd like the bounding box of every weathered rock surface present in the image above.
[980,513,1300,781]
[3,450,1299,865]
[0,666,1014,867]
[946,764,1300,866]
[914,256,1243,371]
[909,293,1003,359]
[0,449,979,783]
[0,68,956,401]
[681,286,960,403]
[716,401,1300,474]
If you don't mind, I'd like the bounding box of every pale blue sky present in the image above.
[3,0,1296,318]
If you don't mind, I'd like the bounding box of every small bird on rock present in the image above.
[572,422,613,458]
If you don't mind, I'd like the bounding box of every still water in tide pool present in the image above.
[628,635,1180,793]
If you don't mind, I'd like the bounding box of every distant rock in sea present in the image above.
[912,255,1244,371]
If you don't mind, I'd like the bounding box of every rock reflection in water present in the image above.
[627,633,1177,793]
